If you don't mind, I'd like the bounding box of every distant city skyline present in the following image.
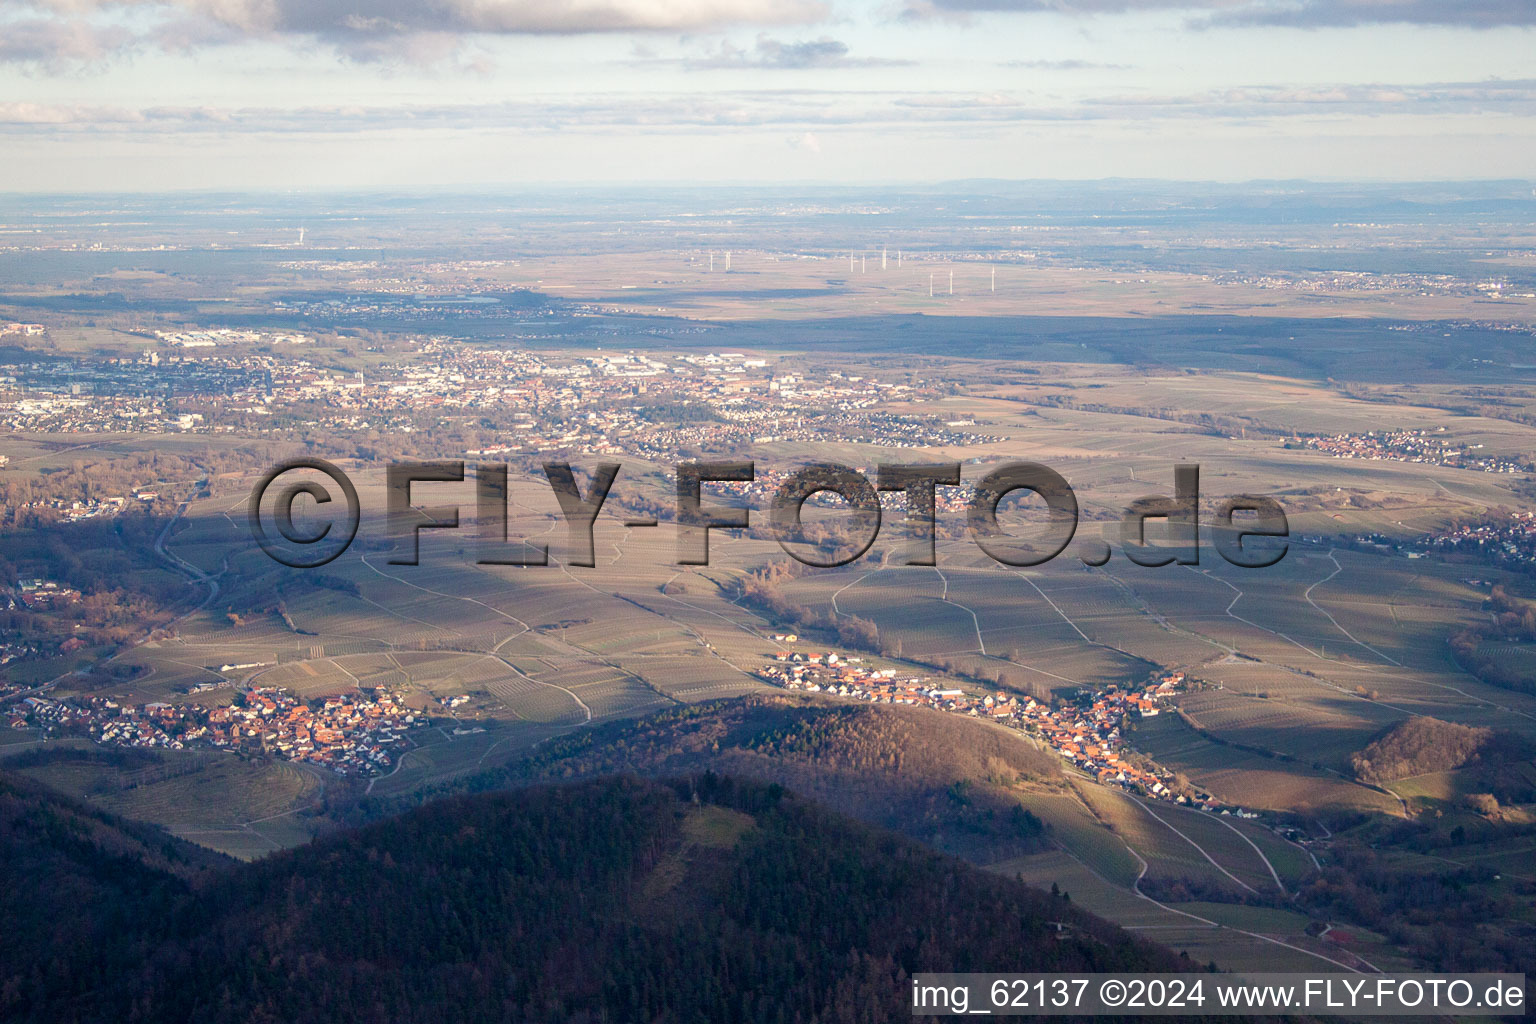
[1,0,1534,190]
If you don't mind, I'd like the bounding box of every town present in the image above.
[0,337,1000,456]
[0,337,1003,531]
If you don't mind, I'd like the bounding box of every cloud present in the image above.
[902,0,1192,19]
[902,0,1536,29]
[0,16,136,68]
[740,36,848,68]
[788,129,821,150]
[0,100,144,124]
[671,34,913,69]
[1003,58,1129,69]
[4,77,1534,135]
[7,0,1530,70]
[247,0,830,37]
[0,0,832,66]
[1199,0,1536,29]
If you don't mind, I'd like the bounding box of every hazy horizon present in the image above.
[5,0,1536,190]
[4,176,1536,196]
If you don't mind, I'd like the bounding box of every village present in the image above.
[1297,428,1530,475]
[757,639,1242,814]
[1337,509,1536,571]
[711,468,975,516]
[1419,510,1536,570]
[5,683,425,776]
[4,578,84,609]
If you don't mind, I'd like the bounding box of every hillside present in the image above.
[0,772,229,1019]
[1351,717,1493,783]
[398,693,1066,862]
[3,770,1203,1024]
[1351,717,1536,803]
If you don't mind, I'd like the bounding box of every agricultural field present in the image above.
[1134,714,1404,816]
[996,780,1371,974]
[3,742,324,859]
[26,402,1536,844]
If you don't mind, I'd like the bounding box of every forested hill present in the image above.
[383,693,1067,863]
[4,770,1215,1024]
[0,771,229,1018]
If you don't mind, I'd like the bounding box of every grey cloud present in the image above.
[902,0,1193,18]
[1003,58,1130,69]
[675,34,914,69]
[904,0,1536,28]
[748,36,851,67]
[0,17,136,67]
[1199,0,1536,29]
[5,76,1535,134]
[220,0,829,36]
[0,0,831,66]
[8,0,1531,71]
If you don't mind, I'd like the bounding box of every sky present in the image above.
[1,0,1534,190]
